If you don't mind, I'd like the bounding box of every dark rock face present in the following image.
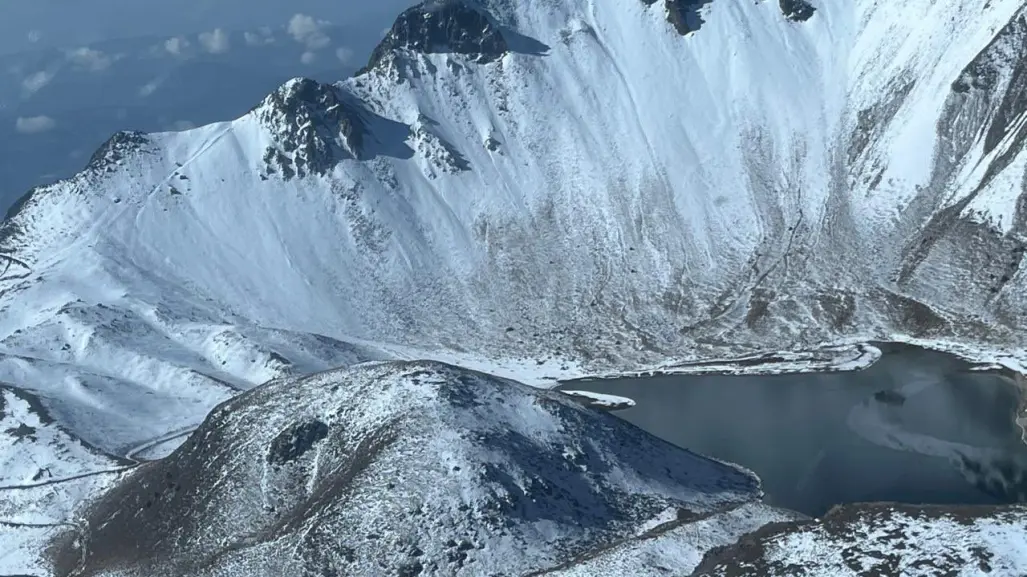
[847,79,916,167]
[0,383,55,426]
[933,9,1027,201]
[890,9,1027,323]
[256,78,366,179]
[1,188,37,224]
[6,422,37,440]
[664,0,715,35]
[87,131,150,173]
[980,14,1027,160]
[366,0,509,70]
[779,0,815,22]
[0,188,40,247]
[267,420,329,465]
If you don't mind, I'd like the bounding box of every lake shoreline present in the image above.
[555,347,1027,517]
[559,340,1027,449]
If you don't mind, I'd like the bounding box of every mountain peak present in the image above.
[365,0,509,72]
[254,77,366,178]
[86,130,151,173]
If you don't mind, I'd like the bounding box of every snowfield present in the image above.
[558,390,636,410]
[2,0,1027,573]
[0,385,124,487]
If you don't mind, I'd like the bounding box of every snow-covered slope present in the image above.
[2,0,1027,569]
[0,384,123,487]
[692,502,1027,576]
[5,0,1027,379]
[45,361,775,576]
[3,0,1027,446]
[535,501,803,577]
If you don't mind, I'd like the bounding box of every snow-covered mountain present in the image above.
[4,0,1027,451]
[44,361,795,576]
[0,16,410,214]
[5,0,1027,380]
[3,0,1027,572]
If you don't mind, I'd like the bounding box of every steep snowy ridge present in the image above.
[2,0,1027,571]
[5,1,1027,375]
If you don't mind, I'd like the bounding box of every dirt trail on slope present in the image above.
[0,468,130,493]
[521,500,754,576]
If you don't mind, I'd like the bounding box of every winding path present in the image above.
[0,468,131,493]
[0,423,199,494]
[122,426,196,462]
[521,500,754,576]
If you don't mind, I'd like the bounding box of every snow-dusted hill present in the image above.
[45,361,787,576]
[3,0,1027,448]
[2,0,1027,571]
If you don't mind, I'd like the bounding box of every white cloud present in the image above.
[335,47,354,64]
[15,115,56,134]
[198,28,230,54]
[66,47,114,71]
[27,30,41,43]
[288,14,331,50]
[139,79,161,96]
[244,27,275,46]
[301,51,317,65]
[164,36,190,55]
[21,70,54,95]
[168,120,196,131]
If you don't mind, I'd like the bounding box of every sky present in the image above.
[0,0,416,55]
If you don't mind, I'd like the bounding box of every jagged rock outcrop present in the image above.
[779,0,815,22]
[366,0,509,71]
[663,0,715,35]
[256,78,367,178]
[86,131,150,173]
[887,9,1027,327]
